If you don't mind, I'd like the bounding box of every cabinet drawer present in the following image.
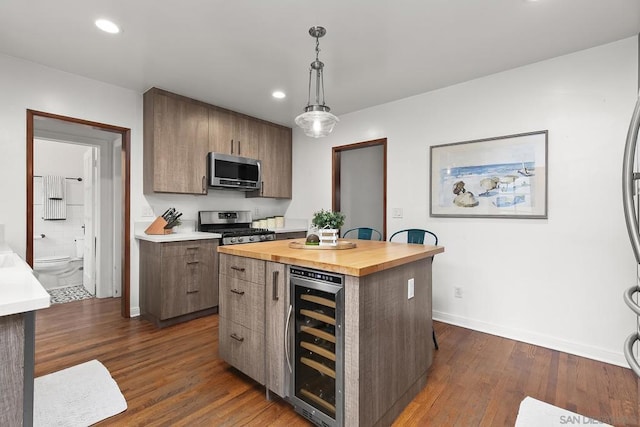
[219,254,265,284]
[275,231,306,240]
[219,319,264,384]
[160,257,216,319]
[219,276,264,332]
[161,240,217,259]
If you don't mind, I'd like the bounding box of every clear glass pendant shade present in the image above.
[297,26,338,138]
[295,110,339,138]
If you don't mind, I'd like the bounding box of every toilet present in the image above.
[34,237,84,290]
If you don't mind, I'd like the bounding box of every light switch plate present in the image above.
[392,208,403,218]
[141,206,154,217]
[408,278,414,299]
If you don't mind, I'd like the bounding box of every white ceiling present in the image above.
[1,1,638,127]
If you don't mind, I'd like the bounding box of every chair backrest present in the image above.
[389,228,438,245]
[342,227,382,241]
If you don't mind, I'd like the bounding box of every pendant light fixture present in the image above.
[295,26,339,138]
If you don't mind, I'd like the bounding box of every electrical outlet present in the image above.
[254,207,260,217]
[392,208,403,218]
[142,206,154,217]
[454,287,463,298]
[408,278,415,299]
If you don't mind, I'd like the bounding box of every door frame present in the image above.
[26,110,131,318]
[332,138,387,240]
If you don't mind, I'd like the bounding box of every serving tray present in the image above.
[288,240,357,250]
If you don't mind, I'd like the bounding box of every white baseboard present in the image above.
[129,306,140,317]
[433,310,629,369]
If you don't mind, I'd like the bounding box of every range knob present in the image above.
[238,237,244,243]
[230,237,237,243]
[249,236,256,242]
[259,235,266,241]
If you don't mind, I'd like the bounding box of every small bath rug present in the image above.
[34,359,127,426]
[515,396,611,427]
[47,285,93,304]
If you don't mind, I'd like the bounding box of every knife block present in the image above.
[145,217,173,235]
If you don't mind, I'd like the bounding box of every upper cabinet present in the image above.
[209,108,260,160]
[144,87,292,198]
[144,88,209,195]
[247,123,292,199]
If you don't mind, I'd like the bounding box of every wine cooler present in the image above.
[287,266,344,427]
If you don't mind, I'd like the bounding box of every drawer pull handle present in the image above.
[230,288,245,295]
[187,247,199,251]
[186,261,199,265]
[230,266,246,272]
[272,270,279,301]
[230,333,244,342]
[186,290,199,294]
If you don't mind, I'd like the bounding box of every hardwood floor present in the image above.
[35,298,638,426]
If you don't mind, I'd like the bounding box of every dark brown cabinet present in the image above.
[143,87,292,198]
[218,254,288,396]
[139,239,218,328]
[218,254,266,384]
[247,123,292,199]
[209,108,260,160]
[265,261,287,397]
[275,231,306,240]
[143,88,209,195]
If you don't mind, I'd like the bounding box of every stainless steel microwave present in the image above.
[207,152,261,191]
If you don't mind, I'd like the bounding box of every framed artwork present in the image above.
[430,130,548,219]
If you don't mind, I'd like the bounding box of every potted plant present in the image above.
[311,209,345,246]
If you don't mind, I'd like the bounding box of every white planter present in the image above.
[318,228,339,246]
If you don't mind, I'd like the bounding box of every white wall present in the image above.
[288,37,639,367]
[0,52,144,311]
[340,145,384,235]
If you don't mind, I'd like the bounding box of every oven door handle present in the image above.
[285,304,293,374]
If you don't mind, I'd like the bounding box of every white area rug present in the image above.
[515,396,611,427]
[34,359,127,426]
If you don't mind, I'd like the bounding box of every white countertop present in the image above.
[135,230,221,243]
[0,252,51,316]
[134,218,307,243]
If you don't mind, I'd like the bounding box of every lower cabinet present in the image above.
[218,254,288,397]
[265,262,287,397]
[275,231,306,240]
[139,239,218,328]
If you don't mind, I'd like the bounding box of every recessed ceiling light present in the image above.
[272,91,286,99]
[95,19,120,34]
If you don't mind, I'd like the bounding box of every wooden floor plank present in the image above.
[34,298,638,426]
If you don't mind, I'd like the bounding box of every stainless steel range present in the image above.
[198,210,276,245]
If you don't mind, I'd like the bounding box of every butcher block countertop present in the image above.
[217,239,444,277]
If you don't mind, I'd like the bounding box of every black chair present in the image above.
[342,227,382,241]
[389,228,439,350]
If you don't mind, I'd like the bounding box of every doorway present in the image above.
[26,110,131,317]
[332,138,387,239]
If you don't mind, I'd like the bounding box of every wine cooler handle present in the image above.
[272,271,279,301]
[285,304,293,373]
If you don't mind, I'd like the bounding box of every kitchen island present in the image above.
[218,239,443,426]
[0,246,50,427]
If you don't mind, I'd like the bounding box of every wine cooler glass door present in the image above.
[290,269,344,427]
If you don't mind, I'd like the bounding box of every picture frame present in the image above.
[430,130,548,219]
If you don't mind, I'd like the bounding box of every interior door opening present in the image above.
[26,110,131,317]
[332,138,387,240]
